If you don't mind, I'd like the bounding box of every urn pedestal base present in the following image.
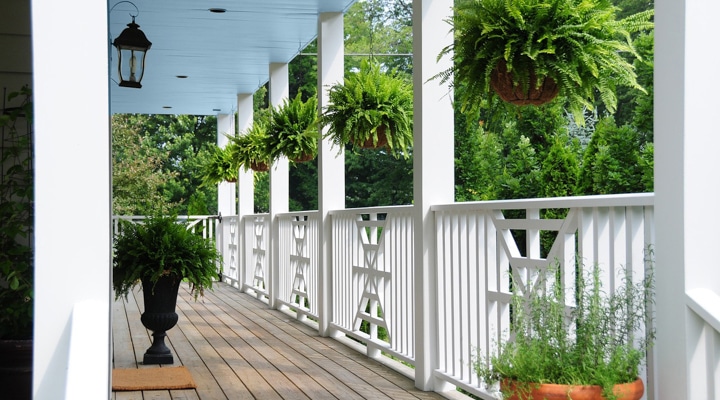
[141,275,181,365]
[143,331,174,364]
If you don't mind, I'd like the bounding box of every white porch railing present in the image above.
[112,214,219,240]
[118,194,661,398]
[329,206,416,363]
[685,288,720,398]
[431,194,655,399]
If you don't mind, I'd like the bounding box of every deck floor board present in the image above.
[112,282,458,400]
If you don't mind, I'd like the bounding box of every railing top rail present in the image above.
[241,213,270,219]
[112,215,220,220]
[329,204,414,216]
[277,210,320,218]
[431,193,654,212]
[686,288,720,333]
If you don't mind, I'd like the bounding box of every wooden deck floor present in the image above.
[112,282,461,400]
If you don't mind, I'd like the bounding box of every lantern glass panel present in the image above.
[116,48,146,88]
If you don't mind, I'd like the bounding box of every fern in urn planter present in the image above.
[113,214,221,364]
[436,0,654,124]
[321,59,413,158]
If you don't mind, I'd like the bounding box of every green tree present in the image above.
[346,148,413,207]
[112,115,177,215]
[112,114,219,215]
[455,116,503,202]
[539,135,580,255]
[577,117,646,195]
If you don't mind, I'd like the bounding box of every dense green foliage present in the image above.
[227,116,273,172]
[438,0,653,124]
[113,215,221,300]
[267,94,319,162]
[0,87,33,339]
[198,145,238,187]
[322,59,413,158]
[112,114,218,215]
[477,264,654,398]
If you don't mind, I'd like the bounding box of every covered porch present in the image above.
[9,0,720,399]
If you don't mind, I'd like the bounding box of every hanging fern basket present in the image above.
[490,60,559,106]
[355,125,389,149]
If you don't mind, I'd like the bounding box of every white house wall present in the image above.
[31,0,112,398]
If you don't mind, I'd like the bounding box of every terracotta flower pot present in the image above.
[490,60,559,106]
[501,378,644,400]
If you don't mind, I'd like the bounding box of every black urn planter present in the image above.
[0,339,33,400]
[141,275,181,365]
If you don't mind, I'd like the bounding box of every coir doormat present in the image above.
[112,366,197,391]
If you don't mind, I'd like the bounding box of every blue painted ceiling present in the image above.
[109,0,356,115]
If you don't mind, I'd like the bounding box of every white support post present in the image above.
[237,93,255,290]
[269,62,289,309]
[655,0,720,399]
[217,113,236,279]
[32,0,111,398]
[317,11,345,337]
[217,113,236,217]
[412,0,454,392]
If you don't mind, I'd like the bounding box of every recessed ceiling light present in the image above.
[209,8,227,13]
[176,75,188,79]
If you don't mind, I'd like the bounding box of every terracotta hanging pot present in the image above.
[356,124,389,149]
[501,378,644,400]
[291,153,316,163]
[250,161,270,172]
[490,60,559,106]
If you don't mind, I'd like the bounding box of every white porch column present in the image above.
[237,94,255,217]
[237,93,255,290]
[217,114,237,280]
[217,113,236,217]
[32,0,111,398]
[317,12,345,337]
[412,0,454,392]
[655,0,720,399]
[269,62,290,309]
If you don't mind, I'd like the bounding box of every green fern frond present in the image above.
[321,59,413,158]
[436,0,653,118]
[267,94,319,161]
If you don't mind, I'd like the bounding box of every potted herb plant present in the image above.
[227,117,273,172]
[0,86,33,400]
[267,93,319,163]
[113,214,221,364]
[199,144,239,186]
[476,264,654,400]
[435,0,654,124]
[321,59,413,158]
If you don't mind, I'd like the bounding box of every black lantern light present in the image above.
[112,9,152,89]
